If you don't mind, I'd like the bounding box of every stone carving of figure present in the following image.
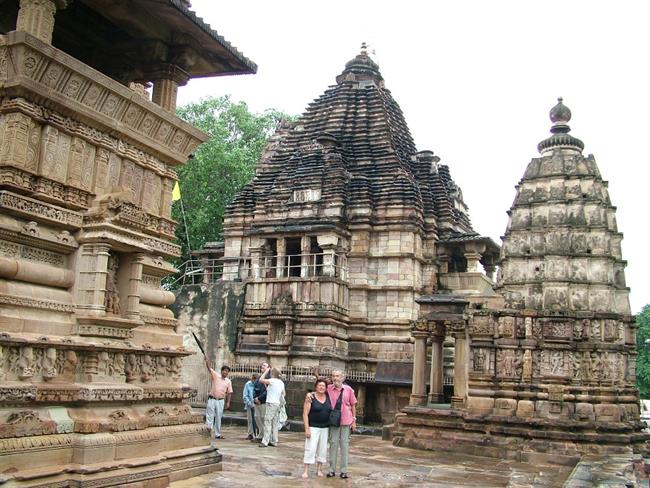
[125,354,138,383]
[141,355,155,382]
[524,318,533,339]
[97,351,109,376]
[498,350,516,377]
[473,349,486,372]
[41,348,57,381]
[591,320,601,341]
[168,356,183,380]
[62,350,78,377]
[521,350,533,382]
[550,352,564,375]
[18,347,35,380]
[590,352,602,381]
[109,353,125,377]
[156,356,168,379]
[105,254,121,315]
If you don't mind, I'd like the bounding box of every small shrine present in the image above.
[392,99,648,462]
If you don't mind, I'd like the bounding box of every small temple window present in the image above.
[286,237,302,277]
[311,236,323,276]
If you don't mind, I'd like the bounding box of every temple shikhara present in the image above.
[392,98,647,461]
[212,47,647,460]
[218,44,499,421]
[0,0,255,486]
[1,0,647,485]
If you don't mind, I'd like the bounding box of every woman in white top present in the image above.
[259,367,285,447]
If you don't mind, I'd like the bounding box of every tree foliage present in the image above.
[173,96,289,258]
[636,304,650,398]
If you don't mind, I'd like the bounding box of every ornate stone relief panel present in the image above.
[4,37,204,163]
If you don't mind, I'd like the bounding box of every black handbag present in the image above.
[329,388,344,427]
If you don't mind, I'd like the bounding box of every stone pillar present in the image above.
[451,323,469,409]
[436,244,451,274]
[75,243,111,315]
[150,64,190,113]
[484,263,496,281]
[463,251,482,273]
[124,253,144,321]
[428,338,444,403]
[250,247,263,279]
[16,0,67,44]
[356,385,366,421]
[409,327,428,406]
[276,238,286,278]
[320,245,336,277]
[317,235,339,277]
[300,236,311,278]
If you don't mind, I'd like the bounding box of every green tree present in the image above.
[636,304,650,398]
[173,96,289,258]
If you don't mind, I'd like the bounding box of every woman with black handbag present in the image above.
[301,378,332,479]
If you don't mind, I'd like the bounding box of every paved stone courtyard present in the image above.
[170,425,573,487]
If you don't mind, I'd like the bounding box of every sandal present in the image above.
[326,472,336,477]
[340,473,349,479]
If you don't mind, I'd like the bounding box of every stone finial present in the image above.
[537,97,584,153]
[360,42,368,55]
[549,97,572,134]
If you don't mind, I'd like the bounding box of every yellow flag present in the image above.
[172,181,181,201]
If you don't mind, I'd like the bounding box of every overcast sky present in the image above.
[177,0,650,314]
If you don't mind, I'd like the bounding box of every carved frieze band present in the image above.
[0,239,65,267]
[0,342,186,386]
[0,97,175,179]
[0,191,82,228]
[473,348,634,384]
[0,293,74,312]
[3,34,205,164]
[0,225,77,253]
[80,225,180,257]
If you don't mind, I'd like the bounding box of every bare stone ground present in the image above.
[171,425,573,487]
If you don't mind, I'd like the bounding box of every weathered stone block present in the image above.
[574,402,595,421]
[466,397,494,414]
[516,400,535,418]
[494,398,517,416]
[594,404,620,422]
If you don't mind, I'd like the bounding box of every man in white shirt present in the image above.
[259,367,285,447]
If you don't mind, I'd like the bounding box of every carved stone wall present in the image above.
[0,21,223,488]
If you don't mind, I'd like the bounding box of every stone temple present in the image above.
[216,45,500,421]
[0,0,255,486]
[201,46,648,463]
[393,98,649,463]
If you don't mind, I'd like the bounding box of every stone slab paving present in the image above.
[171,425,573,487]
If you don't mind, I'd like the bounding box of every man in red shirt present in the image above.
[205,359,233,440]
[326,370,356,479]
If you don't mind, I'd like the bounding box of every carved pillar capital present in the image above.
[149,64,190,112]
[16,0,69,44]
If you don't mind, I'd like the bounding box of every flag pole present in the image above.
[172,181,192,256]
[179,197,192,255]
